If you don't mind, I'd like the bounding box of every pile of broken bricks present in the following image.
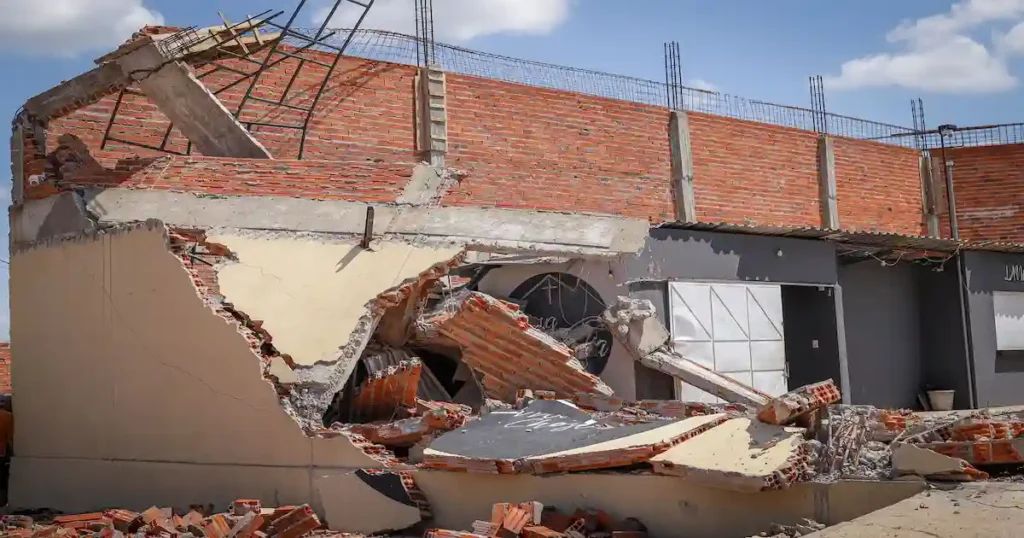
[425,502,650,538]
[0,502,325,538]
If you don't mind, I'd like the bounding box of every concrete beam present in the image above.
[817,135,839,230]
[23,63,127,120]
[396,164,447,206]
[639,349,770,407]
[114,42,272,159]
[920,153,940,237]
[669,110,696,223]
[14,188,650,256]
[11,124,25,206]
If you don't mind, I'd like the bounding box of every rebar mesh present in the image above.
[309,28,919,146]
[914,123,1024,150]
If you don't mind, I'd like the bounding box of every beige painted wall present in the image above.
[209,234,460,367]
[477,260,637,399]
[9,224,384,489]
[413,471,925,538]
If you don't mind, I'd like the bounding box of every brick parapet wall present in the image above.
[17,49,929,233]
[933,144,1024,242]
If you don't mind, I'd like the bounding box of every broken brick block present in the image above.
[470,520,500,537]
[502,506,530,535]
[267,505,319,538]
[424,531,488,538]
[351,360,422,422]
[522,526,566,538]
[230,500,262,517]
[226,512,263,538]
[757,379,841,426]
[203,515,232,538]
[490,503,510,525]
[421,292,614,401]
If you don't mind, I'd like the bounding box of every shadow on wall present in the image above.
[630,229,838,285]
[26,133,157,197]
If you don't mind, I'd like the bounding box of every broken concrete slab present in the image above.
[523,413,729,474]
[890,443,988,481]
[420,292,614,402]
[424,400,682,473]
[349,406,468,448]
[10,190,96,244]
[112,41,271,159]
[757,380,842,426]
[638,349,769,407]
[313,470,423,535]
[650,417,815,492]
[206,233,462,369]
[601,296,669,357]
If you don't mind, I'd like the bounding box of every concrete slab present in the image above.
[313,470,423,534]
[601,296,670,357]
[650,417,813,492]
[808,482,1024,538]
[891,444,987,481]
[638,349,769,407]
[424,400,671,473]
[207,233,461,368]
[523,413,729,474]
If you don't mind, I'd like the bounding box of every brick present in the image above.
[230,500,262,517]
[757,379,841,426]
[226,513,263,538]
[522,526,566,538]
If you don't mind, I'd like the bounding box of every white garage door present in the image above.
[668,281,788,403]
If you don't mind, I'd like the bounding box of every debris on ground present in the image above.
[425,502,649,538]
[0,503,326,538]
[748,519,825,538]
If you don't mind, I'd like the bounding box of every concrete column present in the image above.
[669,110,696,223]
[919,153,941,237]
[817,135,839,230]
[10,124,25,206]
[831,284,852,405]
[416,67,448,167]
[115,42,272,159]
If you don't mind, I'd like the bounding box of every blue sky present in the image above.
[2,0,1024,339]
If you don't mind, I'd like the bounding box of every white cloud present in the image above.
[315,0,574,42]
[826,0,1024,94]
[0,0,163,58]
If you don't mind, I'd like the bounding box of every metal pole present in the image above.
[939,125,978,408]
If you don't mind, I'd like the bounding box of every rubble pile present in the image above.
[0,503,325,538]
[425,502,650,538]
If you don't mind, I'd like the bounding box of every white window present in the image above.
[993,291,1024,351]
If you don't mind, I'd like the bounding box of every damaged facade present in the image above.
[9,14,1024,538]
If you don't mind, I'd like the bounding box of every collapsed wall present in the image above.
[6,221,447,513]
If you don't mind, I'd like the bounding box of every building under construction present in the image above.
[8,2,1024,537]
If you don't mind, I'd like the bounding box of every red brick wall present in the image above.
[24,155,411,201]
[938,144,1024,242]
[19,50,933,234]
[0,343,11,395]
[44,53,419,169]
[688,114,820,227]
[442,74,674,220]
[833,138,924,235]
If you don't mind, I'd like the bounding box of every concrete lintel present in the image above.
[23,63,127,120]
[115,42,272,159]
[61,188,649,255]
[669,110,696,223]
[817,135,839,230]
[920,153,940,238]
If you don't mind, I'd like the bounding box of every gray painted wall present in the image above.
[624,229,839,285]
[916,265,973,409]
[963,251,1024,407]
[838,261,922,409]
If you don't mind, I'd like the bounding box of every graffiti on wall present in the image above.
[509,272,613,376]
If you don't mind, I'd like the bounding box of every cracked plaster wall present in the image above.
[209,233,461,368]
[8,223,389,513]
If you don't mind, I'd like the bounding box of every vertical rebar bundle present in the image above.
[663,41,683,111]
